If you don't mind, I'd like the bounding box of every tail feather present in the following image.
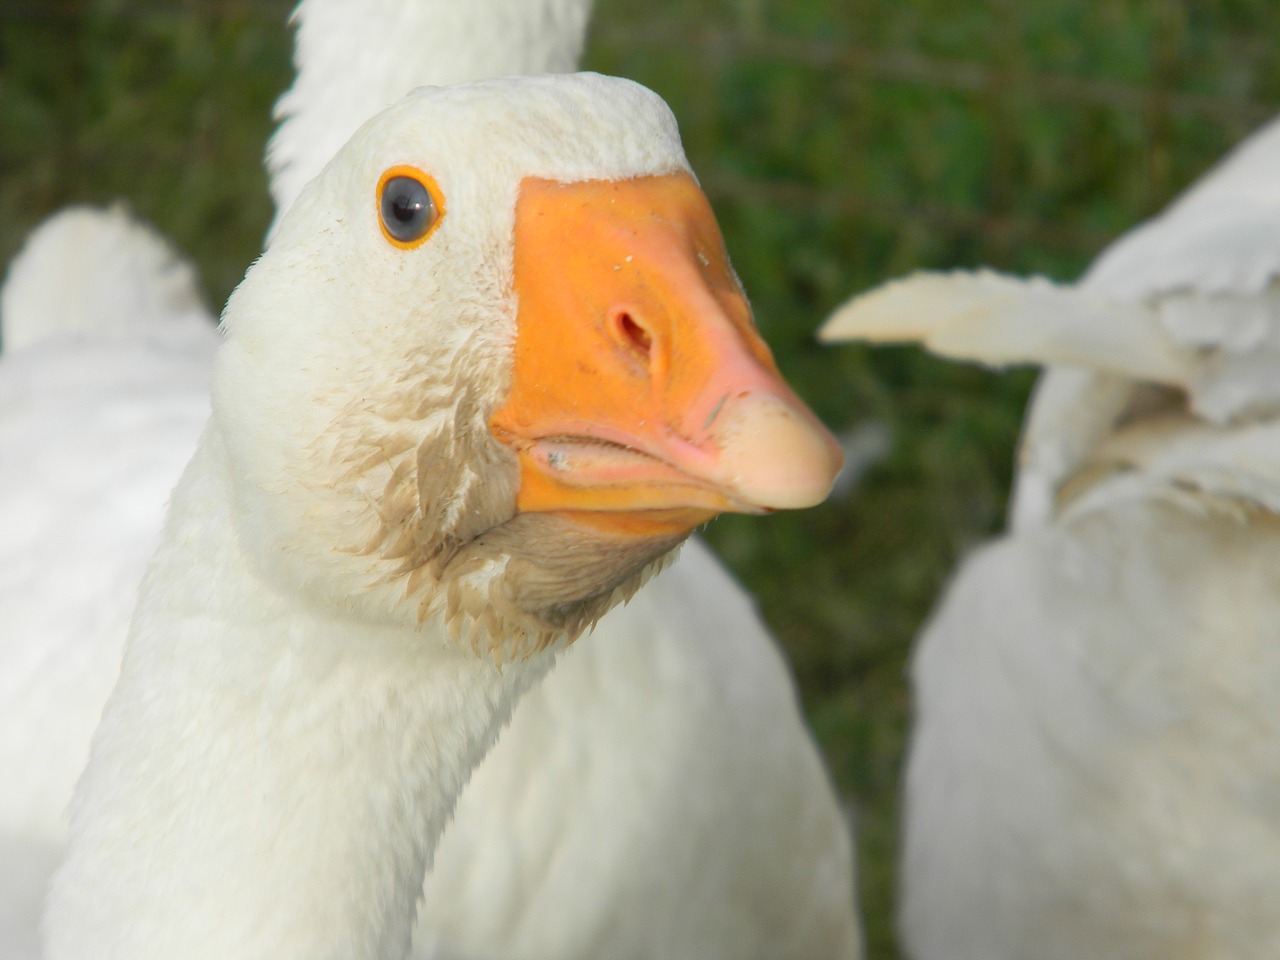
[0,205,212,353]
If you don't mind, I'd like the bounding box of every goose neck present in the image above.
[45,425,555,960]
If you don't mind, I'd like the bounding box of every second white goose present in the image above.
[822,114,1280,960]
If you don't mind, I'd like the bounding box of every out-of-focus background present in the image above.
[2,1,1277,955]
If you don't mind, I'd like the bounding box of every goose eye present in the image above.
[377,167,444,248]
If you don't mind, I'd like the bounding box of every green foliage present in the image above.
[2,2,1277,956]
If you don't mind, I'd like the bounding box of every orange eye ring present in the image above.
[376,165,446,249]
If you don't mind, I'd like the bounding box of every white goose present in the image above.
[1,4,863,959]
[822,114,1280,959]
[273,3,860,957]
[35,73,842,959]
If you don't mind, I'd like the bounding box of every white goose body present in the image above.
[1,4,861,959]
[0,208,218,849]
[35,72,842,959]
[417,535,859,960]
[823,115,1280,959]
[0,210,219,960]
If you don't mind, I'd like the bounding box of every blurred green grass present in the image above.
[2,2,1278,956]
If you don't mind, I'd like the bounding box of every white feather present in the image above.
[418,538,858,960]
[0,209,218,851]
[820,268,1196,385]
[0,204,210,352]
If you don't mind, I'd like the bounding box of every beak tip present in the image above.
[715,395,844,511]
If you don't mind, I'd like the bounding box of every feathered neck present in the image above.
[43,425,556,960]
[267,0,594,223]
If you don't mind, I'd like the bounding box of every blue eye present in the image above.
[377,168,443,248]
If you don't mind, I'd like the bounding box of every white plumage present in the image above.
[0,207,218,849]
[0,204,212,354]
[822,114,1280,959]
[418,536,859,960]
[0,214,217,960]
[0,4,859,957]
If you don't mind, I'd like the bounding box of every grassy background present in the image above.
[2,1,1278,956]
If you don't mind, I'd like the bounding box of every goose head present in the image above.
[215,73,841,656]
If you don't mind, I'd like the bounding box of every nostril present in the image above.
[614,310,653,362]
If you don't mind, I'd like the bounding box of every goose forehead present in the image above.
[348,73,691,189]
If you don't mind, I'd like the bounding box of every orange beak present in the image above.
[490,172,843,538]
